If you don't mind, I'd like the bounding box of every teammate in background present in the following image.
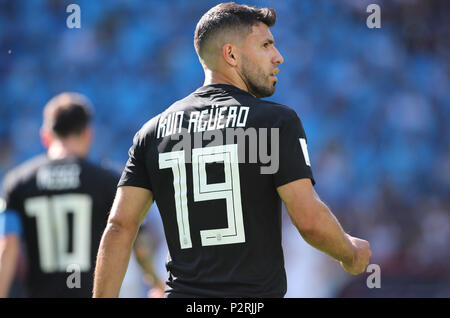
[94,2,371,298]
[134,226,165,298]
[0,92,163,297]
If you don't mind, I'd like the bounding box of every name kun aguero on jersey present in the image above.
[157,104,249,137]
[155,104,280,174]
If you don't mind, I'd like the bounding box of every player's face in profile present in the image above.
[239,22,284,98]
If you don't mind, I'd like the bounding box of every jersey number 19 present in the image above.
[159,144,245,249]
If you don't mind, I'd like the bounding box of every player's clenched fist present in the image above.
[341,234,372,275]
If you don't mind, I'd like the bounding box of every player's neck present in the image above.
[47,139,87,160]
[203,69,250,94]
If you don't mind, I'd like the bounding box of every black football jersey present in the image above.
[2,155,118,297]
[119,84,315,297]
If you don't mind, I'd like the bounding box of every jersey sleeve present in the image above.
[0,209,23,237]
[0,176,23,237]
[273,111,315,188]
[118,130,153,191]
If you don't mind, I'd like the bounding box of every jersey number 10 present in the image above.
[24,194,92,273]
[159,144,246,249]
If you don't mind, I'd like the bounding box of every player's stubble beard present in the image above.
[241,54,276,98]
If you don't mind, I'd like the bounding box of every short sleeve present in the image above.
[118,130,153,191]
[1,171,24,237]
[273,111,315,187]
[1,183,22,237]
[0,209,23,237]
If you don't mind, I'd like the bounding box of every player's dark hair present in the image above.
[43,92,92,138]
[194,2,276,57]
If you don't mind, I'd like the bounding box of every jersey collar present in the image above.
[194,84,256,98]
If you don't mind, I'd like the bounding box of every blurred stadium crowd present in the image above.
[0,0,449,296]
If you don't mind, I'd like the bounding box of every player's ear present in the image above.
[222,43,238,67]
[85,126,93,143]
[40,127,52,149]
[82,126,94,150]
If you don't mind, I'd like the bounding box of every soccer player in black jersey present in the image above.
[0,93,119,297]
[94,3,372,298]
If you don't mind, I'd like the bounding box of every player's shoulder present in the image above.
[134,94,194,139]
[2,154,49,193]
[159,93,199,119]
[133,115,160,142]
[253,99,302,126]
[258,99,298,115]
[79,159,121,183]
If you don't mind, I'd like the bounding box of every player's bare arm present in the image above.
[277,178,372,275]
[0,234,20,298]
[93,186,153,297]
